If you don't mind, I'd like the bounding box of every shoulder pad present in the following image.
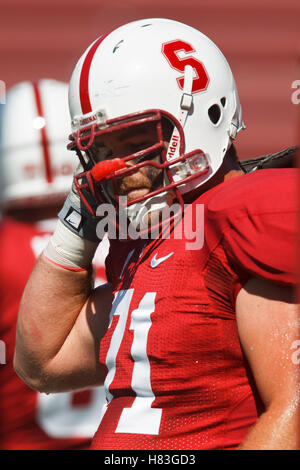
[240,146,297,173]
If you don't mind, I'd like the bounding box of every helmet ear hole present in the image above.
[208,104,221,125]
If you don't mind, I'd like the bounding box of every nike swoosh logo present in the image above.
[150,252,174,268]
[65,209,82,229]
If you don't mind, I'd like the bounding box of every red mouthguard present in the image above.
[91,158,126,182]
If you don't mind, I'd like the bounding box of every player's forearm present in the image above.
[14,253,93,391]
[238,398,299,450]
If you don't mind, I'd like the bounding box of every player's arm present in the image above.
[14,253,113,393]
[14,173,114,393]
[236,278,299,450]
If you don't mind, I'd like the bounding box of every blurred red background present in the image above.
[1,0,299,159]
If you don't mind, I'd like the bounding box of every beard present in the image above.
[116,164,163,202]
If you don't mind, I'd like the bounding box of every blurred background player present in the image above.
[0,79,108,449]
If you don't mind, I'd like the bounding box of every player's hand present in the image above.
[44,158,126,270]
[43,164,102,270]
[58,164,101,243]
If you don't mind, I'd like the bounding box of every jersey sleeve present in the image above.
[206,169,299,292]
[223,205,297,286]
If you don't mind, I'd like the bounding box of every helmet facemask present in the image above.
[68,108,209,236]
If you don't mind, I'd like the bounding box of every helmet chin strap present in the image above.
[126,66,194,231]
[166,64,194,164]
[162,64,194,188]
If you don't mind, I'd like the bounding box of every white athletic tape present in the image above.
[43,220,98,269]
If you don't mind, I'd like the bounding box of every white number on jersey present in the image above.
[37,388,106,438]
[102,289,162,435]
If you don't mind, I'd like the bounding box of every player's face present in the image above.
[92,123,167,202]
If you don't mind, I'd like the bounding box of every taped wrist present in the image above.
[43,220,98,270]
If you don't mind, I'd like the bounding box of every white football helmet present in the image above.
[68,18,244,228]
[0,79,76,209]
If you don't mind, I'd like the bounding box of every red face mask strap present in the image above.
[73,171,95,216]
[74,148,89,171]
[76,124,96,151]
[155,118,168,164]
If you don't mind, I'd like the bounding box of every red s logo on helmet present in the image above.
[162,40,209,94]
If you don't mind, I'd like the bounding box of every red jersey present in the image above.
[0,217,108,450]
[91,169,298,450]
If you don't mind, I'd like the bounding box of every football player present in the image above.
[0,79,108,449]
[14,20,299,450]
